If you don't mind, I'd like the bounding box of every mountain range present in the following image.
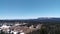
[0,18,60,24]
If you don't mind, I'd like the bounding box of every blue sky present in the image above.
[0,0,60,19]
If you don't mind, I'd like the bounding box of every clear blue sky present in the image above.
[0,0,60,19]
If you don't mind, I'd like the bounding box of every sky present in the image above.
[0,0,60,19]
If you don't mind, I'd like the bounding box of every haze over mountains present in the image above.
[0,17,60,24]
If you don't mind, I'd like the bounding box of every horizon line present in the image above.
[0,17,60,20]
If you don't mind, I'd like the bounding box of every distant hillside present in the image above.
[0,18,60,24]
